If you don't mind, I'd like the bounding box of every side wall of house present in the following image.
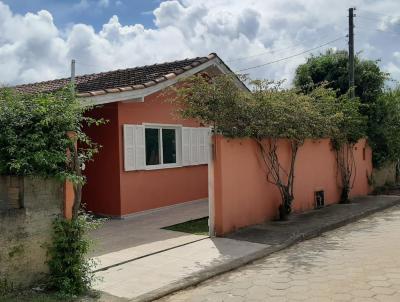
[117,91,208,216]
[82,103,122,216]
[213,137,372,235]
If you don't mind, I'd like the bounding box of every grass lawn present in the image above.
[162,217,209,236]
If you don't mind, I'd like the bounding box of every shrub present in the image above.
[46,214,102,297]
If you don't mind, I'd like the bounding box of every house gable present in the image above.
[13,53,248,107]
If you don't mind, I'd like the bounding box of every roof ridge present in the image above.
[12,53,219,96]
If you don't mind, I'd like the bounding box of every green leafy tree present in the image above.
[249,81,332,218]
[294,49,387,104]
[0,87,103,217]
[310,86,366,202]
[293,49,399,168]
[0,86,104,296]
[173,74,252,138]
[368,87,400,167]
[174,75,338,219]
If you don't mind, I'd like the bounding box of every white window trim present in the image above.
[143,123,182,170]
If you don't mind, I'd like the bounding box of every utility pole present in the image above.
[348,7,355,98]
[71,59,76,95]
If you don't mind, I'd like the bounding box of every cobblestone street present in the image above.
[159,205,400,302]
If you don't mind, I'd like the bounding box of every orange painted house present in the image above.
[78,54,249,217]
[14,53,373,234]
[15,53,246,218]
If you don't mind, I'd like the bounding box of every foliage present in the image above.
[332,95,366,202]
[0,278,14,297]
[294,49,388,104]
[46,214,102,298]
[0,86,106,296]
[249,81,334,217]
[174,75,353,217]
[293,49,400,169]
[367,87,400,167]
[173,74,252,137]
[0,87,102,182]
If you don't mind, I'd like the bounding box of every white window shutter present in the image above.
[203,128,211,164]
[182,127,191,166]
[191,128,199,165]
[199,128,206,164]
[123,125,135,171]
[134,125,145,170]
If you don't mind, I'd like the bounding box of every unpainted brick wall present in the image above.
[0,176,63,288]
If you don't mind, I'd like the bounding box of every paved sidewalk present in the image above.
[160,203,400,302]
[95,195,400,302]
[90,199,209,271]
[94,238,266,301]
[227,195,400,245]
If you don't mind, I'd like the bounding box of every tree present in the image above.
[0,87,102,218]
[174,75,335,219]
[368,87,400,168]
[173,74,252,138]
[293,49,398,169]
[294,49,387,104]
[250,81,331,218]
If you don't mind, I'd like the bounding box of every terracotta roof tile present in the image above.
[132,84,145,90]
[155,76,166,83]
[164,73,176,80]
[119,86,134,92]
[143,81,157,87]
[12,54,218,96]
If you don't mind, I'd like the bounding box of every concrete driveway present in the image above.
[90,199,209,271]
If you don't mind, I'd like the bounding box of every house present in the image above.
[14,53,247,218]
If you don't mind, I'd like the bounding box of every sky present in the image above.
[0,0,399,87]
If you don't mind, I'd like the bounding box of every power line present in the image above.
[226,31,347,63]
[226,44,306,63]
[235,36,347,73]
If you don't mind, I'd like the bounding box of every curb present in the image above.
[126,197,400,302]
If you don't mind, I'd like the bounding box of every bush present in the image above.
[46,214,102,297]
[0,87,103,179]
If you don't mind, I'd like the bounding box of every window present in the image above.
[145,127,177,166]
[162,129,177,164]
[145,128,160,165]
[124,124,210,171]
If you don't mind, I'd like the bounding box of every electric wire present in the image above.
[235,36,347,73]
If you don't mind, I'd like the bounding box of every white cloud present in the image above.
[0,0,399,86]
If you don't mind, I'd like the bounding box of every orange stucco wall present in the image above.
[64,180,74,219]
[117,92,208,215]
[213,136,372,235]
[82,91,208,217]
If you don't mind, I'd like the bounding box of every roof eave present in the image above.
[80,55,249,106]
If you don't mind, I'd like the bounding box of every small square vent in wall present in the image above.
[315,190,325,209]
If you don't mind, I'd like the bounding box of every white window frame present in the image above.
[143,123,182,170]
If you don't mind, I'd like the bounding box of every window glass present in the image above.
[162,129,177,164]
[145,128,160,165]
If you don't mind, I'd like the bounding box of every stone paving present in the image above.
[159,204,400,302]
